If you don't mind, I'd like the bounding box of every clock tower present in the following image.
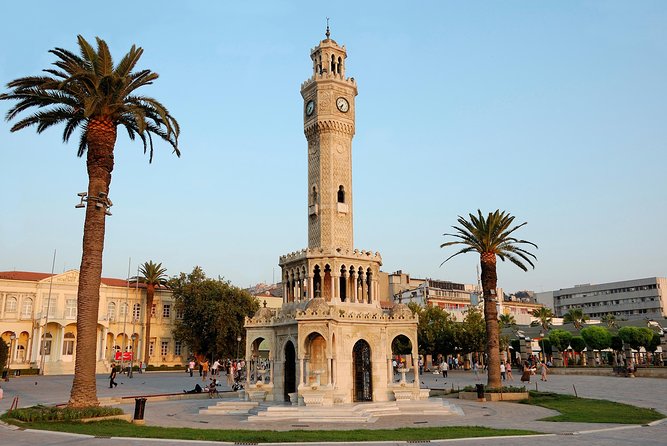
[301,26,357,251]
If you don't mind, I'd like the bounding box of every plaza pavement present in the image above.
[1,368,666,445]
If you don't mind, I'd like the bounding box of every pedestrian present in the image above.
[440,360,448,378]
[500,361,506,381]
[138,361,143,374]
[199,360,203,377]
[505,361,514,381]
[473,360,480,381]
[392,358,397,375]
[189,359,195,377]
[520,361,531,383]
[202,359,210,382]
[212,359,220,377]
[418,357,423,375]
[109,363,118,388]
[540,361,549,381]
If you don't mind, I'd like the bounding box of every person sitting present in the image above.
[184,383,203,394]
[207,379,219,398]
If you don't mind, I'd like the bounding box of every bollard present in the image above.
[475,383,485,401]
[133,397,147,424]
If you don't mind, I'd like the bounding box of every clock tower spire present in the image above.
[301,31,357,251]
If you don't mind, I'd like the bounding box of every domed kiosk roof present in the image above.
[391,302,413,319]
[304,297,330,314]
[253,300,273,320]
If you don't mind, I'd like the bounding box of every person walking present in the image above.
[109,363,118,388]
[520,361,531,383]
[188,359,195,377]
[540,361,549,381]
[505,361,514,381]
[212,359,220,377]
[500,361,506,381]
[202,359,210,382]
[473,360,480,381]
[440,360,448,378]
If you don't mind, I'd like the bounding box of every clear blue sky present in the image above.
[1,1,665,293]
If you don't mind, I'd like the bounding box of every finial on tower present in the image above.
[325,17,330,39]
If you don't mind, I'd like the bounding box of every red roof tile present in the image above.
[0,270,147,288]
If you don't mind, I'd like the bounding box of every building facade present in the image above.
[552,277,667,320]
[0,270,186,375]
[245,30,422,405]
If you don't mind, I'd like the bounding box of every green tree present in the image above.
[170,267,259,359]
[458,307,487,356]
[411,303,459,356]
[0,339,8,373]
[548,329,573,352]
[570,336,586,353]
[618,326,654,351]
[440,210,537,387]
[0,36,180,407]
[563,308,589,330]
[138,261,168,366]
[580,326,612,351]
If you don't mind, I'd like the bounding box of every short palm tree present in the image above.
[139,261,168,366]
[530,307,554,332]
[0,36,180,407]
[441,210,537,388]
[498,313,516,330]
[563,308,589,330]
[600,313,618,329]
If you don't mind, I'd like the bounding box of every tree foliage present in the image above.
[618,326,654,351]
[412,303,459,356]
[170,267,259,359]
[562,308,589,330]
[548,329,573,352]
[580,326,612,351]
[458,307,487,355]
[569,336,586,353]
[530,307,554,331]
[498,314,516,330]
[0,339,8,372]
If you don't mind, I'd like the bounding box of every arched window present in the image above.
[337,185,345,203]
[331,54,336,74]
[4,296,17,313]
[119,302,128,318]
[107,302,116,321]
[21,298,33,317]
[63,332,75,356]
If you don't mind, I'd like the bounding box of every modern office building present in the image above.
[552,277,667,320]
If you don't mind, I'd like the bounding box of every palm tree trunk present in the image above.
[68,119,116,407]
[143,285,155,366]
[480,252,502,388]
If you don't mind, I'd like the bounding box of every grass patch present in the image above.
[461,385,527,393]
[1,405,124,422]
[522,391,664,424]
[2,419,536,442]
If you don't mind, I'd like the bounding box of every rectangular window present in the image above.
[65,299,77,319]
[149,340,155,357]
[174,341,182,356]
[151,303,156,317]
[133,303,141,321]
[161,341,169,356]
[119,302,128,318]
[175,307,184,319]
[162,304,171,318]
[42,294,57,318]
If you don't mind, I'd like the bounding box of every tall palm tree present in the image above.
[139,261,168,366]
[0,36,180,407]
[441,210,537,388]
[530,307,554,332]
[563,308,589,330]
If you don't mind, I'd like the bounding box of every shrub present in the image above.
[461,385,526,393]
[2,405,124,422]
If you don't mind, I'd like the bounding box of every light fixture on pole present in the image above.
[236,336,242,360]
[129,334,137,378]
[75,191,113,216]
[8,334,16,373]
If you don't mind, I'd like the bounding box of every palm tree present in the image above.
[530,307,554,332]
[498,314,516,330]
[0,36,180,407]
[139,261,168,366]
[600,313,618,329]
[563,308,589,330]
[441,210,537,388]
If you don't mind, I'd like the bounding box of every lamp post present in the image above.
[129,334,136,378]
[539,331,545,363]
[236,336,242,361]
[8,334,16,374]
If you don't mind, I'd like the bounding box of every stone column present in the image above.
[299,358,305,385]
[353,272,358,303]
[308,276,314,300]
[357,271,364,303]
[327,357,332,386]
[331,358,336,387]
[387,358,393,384]
[412,345,420,390]
[269,359,274,384]
[283,281,288,304]
[34,325,43,363]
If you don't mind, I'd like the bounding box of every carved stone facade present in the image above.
[245,31,421,405]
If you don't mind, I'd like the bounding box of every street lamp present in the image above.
[129,334,137,378]
[8,334,16,373]
[236,336,242,360]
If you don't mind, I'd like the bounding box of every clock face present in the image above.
[336,97,349,113]
[306,100,315,116]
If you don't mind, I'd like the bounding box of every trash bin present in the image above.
[133,397,147,420]
[1,370,7,380]
[475,384,485,399]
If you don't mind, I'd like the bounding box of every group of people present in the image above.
[520,359,549,383]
